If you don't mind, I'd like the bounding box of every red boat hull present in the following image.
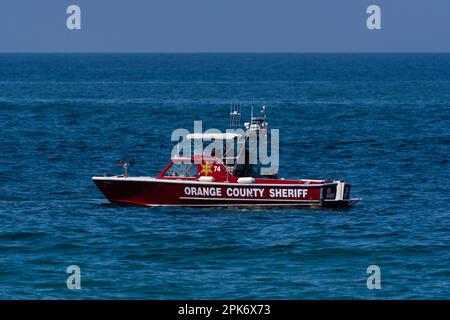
[92,177,358,208]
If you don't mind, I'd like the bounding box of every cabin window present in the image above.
[164,163,198,177]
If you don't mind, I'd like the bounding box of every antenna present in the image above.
[229,102,241,129]
[261,105,266,119]
[238,102,241,127]
[229,103,232,127]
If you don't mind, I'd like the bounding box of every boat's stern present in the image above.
[322,180,361,208]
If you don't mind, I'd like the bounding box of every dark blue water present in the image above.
[0,54,449,299]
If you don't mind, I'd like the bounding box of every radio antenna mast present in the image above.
[229,102,241,129]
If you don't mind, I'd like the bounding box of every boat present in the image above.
[92,105,360,208]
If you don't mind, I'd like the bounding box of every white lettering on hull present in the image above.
[269,188,308,198]
[184,187,222,197]
[184,187,309,199]
[226,188,264,198]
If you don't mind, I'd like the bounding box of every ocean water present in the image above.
[0,53,449,299]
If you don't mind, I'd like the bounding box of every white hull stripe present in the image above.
[92,176,332,188]
[142,203,322,207]
[179,197,320,202]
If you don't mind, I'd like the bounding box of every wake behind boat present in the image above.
[92,105,360,208]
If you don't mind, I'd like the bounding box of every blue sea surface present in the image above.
[0,53,449,299]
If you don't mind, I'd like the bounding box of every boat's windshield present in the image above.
[164,163,198,177]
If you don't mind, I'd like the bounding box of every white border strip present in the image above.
[92,176,333,188]
[142,203,321,207]
[179,197,320,203]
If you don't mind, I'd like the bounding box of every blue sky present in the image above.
[0,0,449,52]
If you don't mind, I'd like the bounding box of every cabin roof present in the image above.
[171,154,218,162]
[186,133,242,140]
